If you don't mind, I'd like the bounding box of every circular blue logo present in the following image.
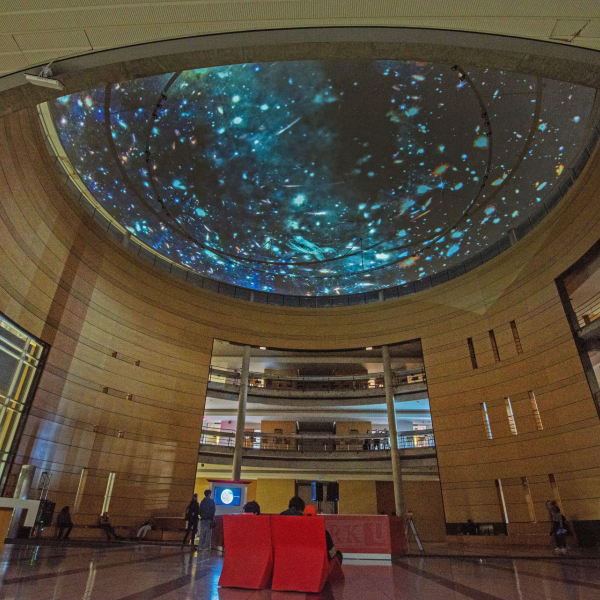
[220,489,234,505]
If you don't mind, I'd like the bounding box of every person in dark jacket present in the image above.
[198,490,216,550]
[551,505,569,554]
[56,506,73,540]
[182,493,200,547]
[99,512,119,540]
[243,501,261,515]
[280,496,305,516]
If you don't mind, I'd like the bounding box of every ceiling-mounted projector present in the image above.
[25,65,65,91]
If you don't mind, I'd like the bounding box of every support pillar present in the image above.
[7,464,36,538]
[382,345,405,516]
[232,345,251,481]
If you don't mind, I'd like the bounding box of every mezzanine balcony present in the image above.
[199,428,436,477]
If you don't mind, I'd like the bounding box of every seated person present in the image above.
[280,496,305,516]
[99,512,119,541]
[137,519,153,538]
[56,506,73,540]
[304,505,343,564]
[242,501,261,515]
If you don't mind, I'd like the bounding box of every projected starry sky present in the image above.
[49,60,596,295]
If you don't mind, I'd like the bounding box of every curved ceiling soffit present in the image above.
[3,27,600,102]
[6,27,600,306]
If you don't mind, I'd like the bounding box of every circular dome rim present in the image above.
[22,27,600,306]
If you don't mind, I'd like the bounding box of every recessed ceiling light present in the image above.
[260,346,267,350]
[366,347,372,350]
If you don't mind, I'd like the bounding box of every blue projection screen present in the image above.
[48,60,597,296]
[214,487,242,507]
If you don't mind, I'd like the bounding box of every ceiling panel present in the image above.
[0,1,598,78]
[85,23,219,49]
[574,39,600,50]
[0,52,28,75]
[382,17,558,38]
[19,49,85,67]
[579,20,600,38]
[0,35,20,54]
[14,29,92,52]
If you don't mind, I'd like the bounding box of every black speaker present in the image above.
[326,482,339,502]
[311,481,323,502]
[37,500,56,526]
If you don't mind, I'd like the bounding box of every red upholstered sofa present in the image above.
[218,514,343,592]
[219,514,274,589]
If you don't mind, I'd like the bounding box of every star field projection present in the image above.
[50,60,596,295]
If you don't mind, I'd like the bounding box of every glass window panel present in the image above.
[13,365,35,403]
[0,314,46,492]
[0,351,19,396]
[0,321,28,350]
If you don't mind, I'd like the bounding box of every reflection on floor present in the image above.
[1,542,600,600]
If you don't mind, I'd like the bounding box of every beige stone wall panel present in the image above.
[1,95,600,528]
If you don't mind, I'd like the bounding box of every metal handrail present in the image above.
[199,428,435,451]
[573,289,600,329]
[208,366,426,389]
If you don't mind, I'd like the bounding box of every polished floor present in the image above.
[1,543,600,599]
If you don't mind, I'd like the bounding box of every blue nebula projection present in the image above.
[49,61,596,295]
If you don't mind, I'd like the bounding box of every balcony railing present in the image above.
[199,428,435,452]
[573,290,600,330]
[208,366,426,391]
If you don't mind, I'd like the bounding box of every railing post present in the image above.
[231,345,251,481]
[382,345,405,516]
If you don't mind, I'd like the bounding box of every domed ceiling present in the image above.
[49,60,597,296]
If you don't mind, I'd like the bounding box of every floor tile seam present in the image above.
[459,558,600,590]
[0,542,155,563]
[404,552,600,560]
[342,569,398,600]
[0,569,201,600]
[395,561,508,600]
[37,572,191,599]
[0,549,188,585]
[112,567,213,600]
[0,545,143,568]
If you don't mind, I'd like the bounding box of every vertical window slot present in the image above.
[505,397,518,435]
[529,391,543,430]
[522,476,536,522]
[549,474,562,508]
[495,479,509,523]
[73,468,88,513]
[510,320,523,354]
[467,338,478,369]
[489,330,500,362]
[482,402,493,439]
[101,472,116,515]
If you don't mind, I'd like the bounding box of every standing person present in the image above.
[182,493,200,547]
[56,506,73,540]
[551,505,569,554]
[198,490,216,551]
[464,519,479,536]
[99,512,119,541]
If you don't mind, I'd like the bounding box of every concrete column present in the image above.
[232,345,251,481]
[7,464,36,538]
[382,345,405,516]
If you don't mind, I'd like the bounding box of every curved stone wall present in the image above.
[1,87,600,528]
